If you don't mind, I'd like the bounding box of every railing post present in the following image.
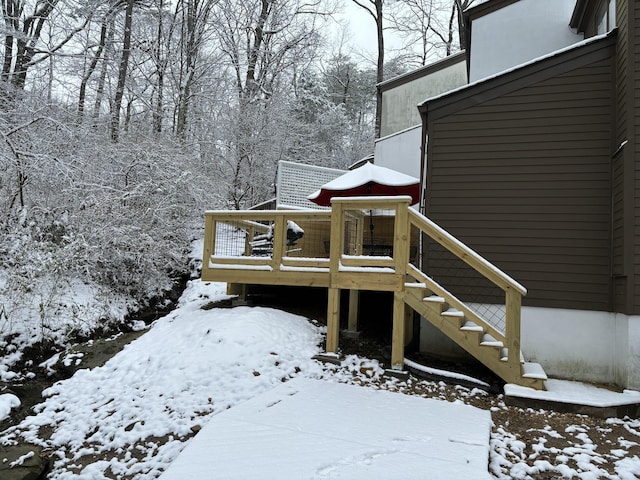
[505,288,522,369]
[326,201,344,355]
[391,199,411,370]
[272,214,285,271]
[329,201,344,273]
[393,199,411,276]
[202,214,215,277]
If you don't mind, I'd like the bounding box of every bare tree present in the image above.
[174,0,217,140]
[1,0,92,94]
[215,0,330,208]
[350,0,383,138]
[388,0,456,63]
[77,2,124,121]
[387,0,478,61]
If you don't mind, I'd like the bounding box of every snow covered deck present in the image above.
[158,378,493,480]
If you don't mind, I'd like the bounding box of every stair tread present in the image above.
[522,362,548,380]
[460,321,483,332]
[423,295,446,303]
[442,308,465,318]
[480,333,504,348]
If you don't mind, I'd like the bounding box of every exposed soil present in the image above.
[1,329,148,431]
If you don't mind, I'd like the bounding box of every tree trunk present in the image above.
[152,0,165,135]
[374,0,383,139]
[93,20,114,125]
[79,19,109,120]
[111,0,134,142]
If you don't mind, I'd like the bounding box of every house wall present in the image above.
[627,315,640,388]
[613,0,640,316]
[521,308,640,389]
[632,0,640,315]
[469,0,582,82]
[374,126,422,179]
[610,0,628,316]
[379,56,467,137]
[424,55,615,312]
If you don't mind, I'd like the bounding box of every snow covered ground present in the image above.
[1,279,640,479]
[0,271,130,382]
[159,378,492,480]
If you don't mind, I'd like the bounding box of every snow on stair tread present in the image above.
[480,334,503,348]
[423,295,445,303]
[442,308,464,317]
[460,321,483,332]
[522,362,548,380]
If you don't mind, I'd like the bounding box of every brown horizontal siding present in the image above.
[425,57,613,312]
[635,1,640,313]
[612,151,625,283]
[612,0,629,313]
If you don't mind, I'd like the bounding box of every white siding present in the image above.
[380,59,467,137]
[374,125,422,180]
[470,0,583,82]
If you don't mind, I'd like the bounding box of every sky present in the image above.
[335,1,406,62]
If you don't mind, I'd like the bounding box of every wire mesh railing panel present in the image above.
[211,216,333,261]
[342,209,398,257]
[280,218,332,259]
[424,237,507,335]
[214,222,252,257]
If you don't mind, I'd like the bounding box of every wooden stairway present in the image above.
[404,265,547,390]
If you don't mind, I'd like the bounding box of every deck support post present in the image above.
[347,289,359,332]
[226,283,247,300]
[326,288,341,354]
[404,304,413,345]
[391,291,406,369]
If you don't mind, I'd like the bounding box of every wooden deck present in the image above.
[202,197,547,390]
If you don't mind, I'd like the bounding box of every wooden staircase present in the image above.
[403,265,547,390]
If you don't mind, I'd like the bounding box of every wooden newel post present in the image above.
[326,200,345,355]
[505,288,522,369]
[202,214,215,269]
[390,199,410,370]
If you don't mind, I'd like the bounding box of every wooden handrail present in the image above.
[408,208,527,296]
[204,210,332,221]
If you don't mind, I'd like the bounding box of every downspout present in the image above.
[418,107,429,216]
